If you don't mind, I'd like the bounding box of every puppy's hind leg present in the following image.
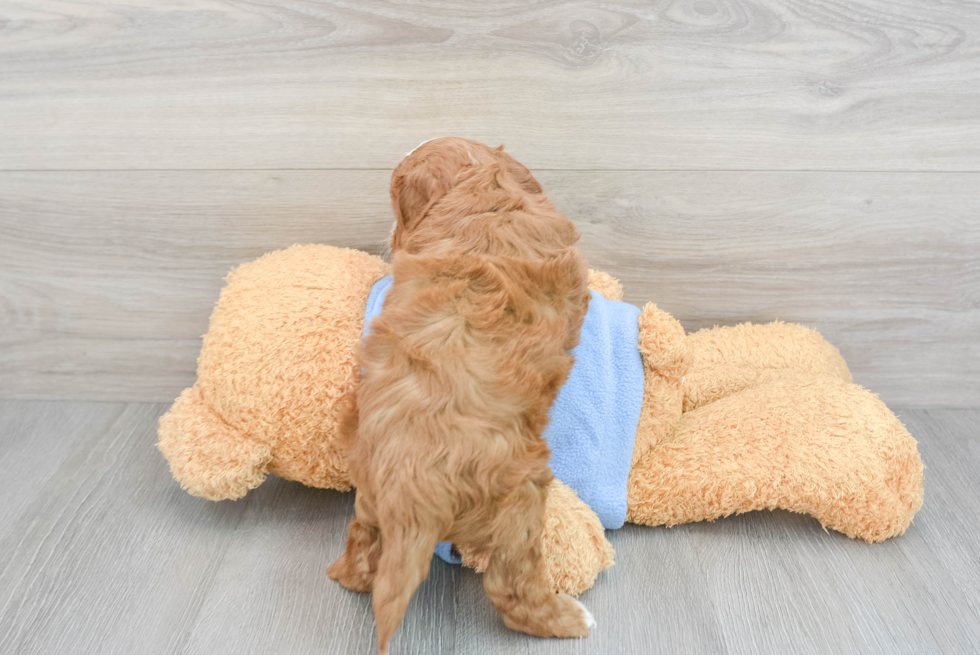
[328,491,382,593]
[328,519,381,593]
[482,479,595,639]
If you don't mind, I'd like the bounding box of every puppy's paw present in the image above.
[504,594,595,639]
[576,599,597,631]
[548,593,593,638]
[326,554,374,593]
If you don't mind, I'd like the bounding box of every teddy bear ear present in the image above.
[158,386,272,501]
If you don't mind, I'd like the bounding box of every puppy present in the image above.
[328,137,592,652]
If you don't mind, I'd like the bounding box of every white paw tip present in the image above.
[575,600,596,630]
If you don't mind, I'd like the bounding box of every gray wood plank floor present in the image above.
[1,400,977,655]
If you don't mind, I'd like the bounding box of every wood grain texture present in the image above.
[0,402,978,654]
[2,170,976,406]
[0,400,123,539]
[177,486,457,655]
[1,0,979,170]
[899,409,980,625]
[0,402,251,655]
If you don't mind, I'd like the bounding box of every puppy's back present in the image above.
[348,139,590,652]
[355,159,590,483]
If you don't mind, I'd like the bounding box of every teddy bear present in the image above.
[158,243,924,595]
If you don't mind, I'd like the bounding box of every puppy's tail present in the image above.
[373,520,440,654]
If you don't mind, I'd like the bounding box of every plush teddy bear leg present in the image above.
[683,322,853,411]
[627,375,923,542]
[631,303,689,467]
[158,386,273,501]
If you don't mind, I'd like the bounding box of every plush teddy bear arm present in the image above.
[683,321,853,411]
[587,269,624,301]
[627,374,923,542]
[456,480,615,595]
[158,386,273,500]
[631,303,690,468]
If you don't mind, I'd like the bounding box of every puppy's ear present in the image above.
[390,158,453,237]
[493,146,544,196]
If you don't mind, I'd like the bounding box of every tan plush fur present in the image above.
[626,309,923,542]
[326,138,593,650]
[628,373,922,542]
[158,244,389,499]
[586,269,624,302]
[158,196,924,621]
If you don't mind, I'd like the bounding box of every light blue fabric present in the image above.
[361,276,645,565]
[361,274,394,338]
[433,541,460,565]
[543,289,643,530]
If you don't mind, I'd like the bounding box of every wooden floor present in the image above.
[0,400,977,655]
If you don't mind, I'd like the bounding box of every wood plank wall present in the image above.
[1,1,978,406]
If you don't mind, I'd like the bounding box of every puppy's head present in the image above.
[389,137,543,251]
